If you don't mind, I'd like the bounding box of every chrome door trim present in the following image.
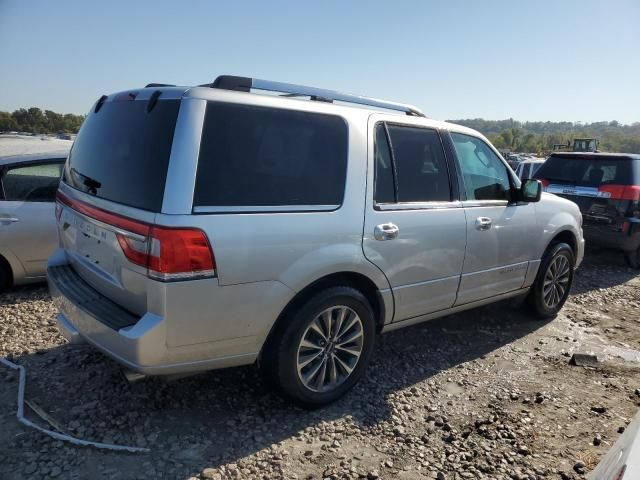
[192,205,340,214]
[375,200,463,211]
[161,98,207,215]
[461,200,508,208]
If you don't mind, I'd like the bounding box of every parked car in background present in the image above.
[0,150,70,291]
[535,152,640,268]
[515,158,546,180]
[588,410,640,479]
[48,76,584,406]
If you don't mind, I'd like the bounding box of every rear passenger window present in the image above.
[2,162,63,202]
[374,123,451,204]
[194,103,348,208]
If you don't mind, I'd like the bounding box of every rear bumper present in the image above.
[47,253,260,375]
[583,220,640,252]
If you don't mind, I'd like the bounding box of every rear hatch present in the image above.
[56,91,215,316]
[535,153,640,228]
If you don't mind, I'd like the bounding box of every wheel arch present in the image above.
[259,271,389,362]
[546,229,578,256]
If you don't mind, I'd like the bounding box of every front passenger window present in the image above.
[451,133,511,201]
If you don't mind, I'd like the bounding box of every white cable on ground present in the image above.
[0,357,149,453]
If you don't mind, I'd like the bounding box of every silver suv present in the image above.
[48,76,584,406]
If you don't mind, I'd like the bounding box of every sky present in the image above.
[1,0,638,124]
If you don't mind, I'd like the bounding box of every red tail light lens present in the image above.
[598,185,640,201]
[539,179,550,189]
[57,191,216,281]
[146,226,215,279]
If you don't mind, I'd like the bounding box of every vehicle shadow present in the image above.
[2,298,553,479]
[571,247,639,294]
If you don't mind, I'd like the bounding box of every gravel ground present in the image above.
[1,249,639,480]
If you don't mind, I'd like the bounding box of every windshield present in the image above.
[63,99,180,211]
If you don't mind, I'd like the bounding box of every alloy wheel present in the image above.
[296,306,364,393]
[542,254,571,309]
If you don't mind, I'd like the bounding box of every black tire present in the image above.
[528,242,575,319]
[624,246,640,269]
[261,286,376,408]
[0,258,12,293]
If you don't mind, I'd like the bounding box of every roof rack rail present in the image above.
[209,75,426,117]
[145,83,176,88]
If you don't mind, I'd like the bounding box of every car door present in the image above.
[0,160,64,277]
[363,117,467,322]
[448,132,537,305]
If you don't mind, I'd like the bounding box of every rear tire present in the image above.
[0,258,12,293]
[624,247,640,269]
[528,242,575,319]
[261,286,376,408]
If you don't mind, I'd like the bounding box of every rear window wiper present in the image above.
[70,168,102,195]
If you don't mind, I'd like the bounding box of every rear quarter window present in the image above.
[194,102,348,209]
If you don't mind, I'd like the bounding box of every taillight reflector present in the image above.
[598,185,640,201]
[56,191,216,281]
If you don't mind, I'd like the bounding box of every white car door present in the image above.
[0,160,64,278]
[448,133,537,305]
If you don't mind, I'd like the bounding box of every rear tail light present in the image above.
[598,185,640,201]
[539,179,550,189]
[57,191,216,281]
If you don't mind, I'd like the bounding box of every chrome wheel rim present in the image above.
[296,306,364,393]
[543,254,571,308]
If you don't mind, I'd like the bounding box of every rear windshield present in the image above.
[194,102,348,209]
[535,155,636,186]
[63,99,180,211]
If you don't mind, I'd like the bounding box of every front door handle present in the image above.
[374,223,399,241]
[475,217,492,231]
[0,216,19,223]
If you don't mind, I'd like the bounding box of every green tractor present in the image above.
[552,138,599,152]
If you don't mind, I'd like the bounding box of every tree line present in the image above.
[1,108,638,154]
[448,118,640,154]
[0,108,85,134]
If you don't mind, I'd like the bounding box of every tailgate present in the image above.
[54,92,182,315]
[57,195,154,316]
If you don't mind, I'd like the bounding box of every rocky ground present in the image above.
[1,249,639,480]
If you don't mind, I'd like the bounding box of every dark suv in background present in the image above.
[535,152,640,267]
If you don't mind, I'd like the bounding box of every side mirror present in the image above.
[519,179,542,202]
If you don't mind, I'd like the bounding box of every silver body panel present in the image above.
[48,85,584,375]
[0,152,69,285]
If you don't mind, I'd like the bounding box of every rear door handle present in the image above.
[475,217,492,231]
[0,216,19,223]
[374,223,399,241]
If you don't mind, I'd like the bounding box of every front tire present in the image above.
[262,287,376,408]
[528,242,575,319]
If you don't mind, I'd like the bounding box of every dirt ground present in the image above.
[1,248,639,480]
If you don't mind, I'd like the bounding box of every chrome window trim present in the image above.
[375,200,463,211]
[192,205,340,214]
[461,200,509,208]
